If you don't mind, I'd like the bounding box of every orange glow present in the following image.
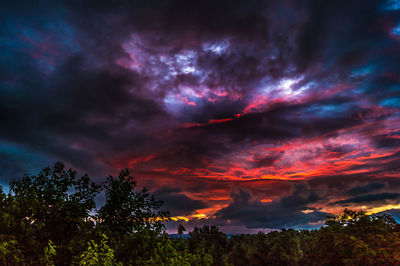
[261,198,272,203]
[101,115,400,226]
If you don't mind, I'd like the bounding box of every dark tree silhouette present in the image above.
[1,163,400,265]
[97,168,169,235]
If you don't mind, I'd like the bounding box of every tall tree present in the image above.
[0,162,101,264]
[97,168,169,235]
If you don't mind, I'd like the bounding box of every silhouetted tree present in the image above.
[188,225,229,265]
[0,162,100,264]
[97,168,169,235]
[178,224,186,238]
[1,163,400,265]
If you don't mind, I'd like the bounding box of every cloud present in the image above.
[1,0,400,232]
[0,53,169,177]
[332,193,400,205]
[346,182,386,195]
[215,184,327,229]
[153,187,208,216]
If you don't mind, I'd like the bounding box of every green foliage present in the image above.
[77,234,121,266]
[148,237,213,266]
[42,240,56,266]
[227,229,304,265]
[0,162,169,265]
[266,229,303,265]
[0,236,24,265]
[188,225,228,265]
[0,162,101,264]
[312,208,400,265]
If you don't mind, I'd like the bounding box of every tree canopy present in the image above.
[1,162,400,265]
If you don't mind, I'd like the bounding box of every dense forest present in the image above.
[1,163,400,265]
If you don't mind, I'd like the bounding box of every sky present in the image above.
[1,0,400,234]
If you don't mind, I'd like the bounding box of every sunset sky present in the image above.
[1,0,400,233]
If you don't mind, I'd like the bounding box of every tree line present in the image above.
[1,162,400,265]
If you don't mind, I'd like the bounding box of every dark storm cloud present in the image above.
[252,152,284,168]
[346,182,386,195]
[1,0,400,231]
[215,184,327,229]
[67,0,270,37]
[0,51,167,178]
[306,172,400,203]
[332,193,400,205]
[165,98,373,168]
[153,187,208,216]
[61,0,399,97]
[179,97,247,124]
[373,134,400,148]
[294,0,387,70]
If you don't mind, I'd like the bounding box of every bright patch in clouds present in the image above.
[279,76,305,96]
[386,0,400,10]
[203,40,230,55]
[392,25,400,37]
